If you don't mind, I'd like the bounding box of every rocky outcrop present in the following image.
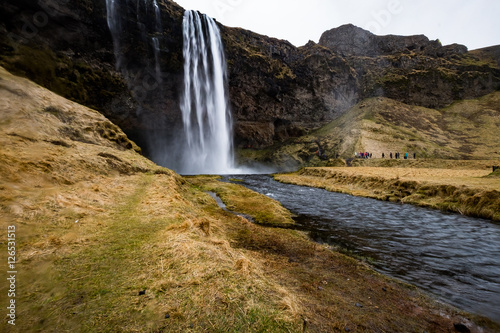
[1,1,499,157]
[319,24,435,57]
[318,24,499,109]
[222,27,359,147]
[318,24,468,58]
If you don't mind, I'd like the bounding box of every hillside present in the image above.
[256,92,500,169]
[2,67,499,332]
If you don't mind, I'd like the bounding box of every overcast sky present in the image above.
[172,0,500,50]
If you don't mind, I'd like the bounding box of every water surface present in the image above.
[226,175,500,323]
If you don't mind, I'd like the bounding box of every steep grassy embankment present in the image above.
[275,162,500,221]
[1,66,499,332]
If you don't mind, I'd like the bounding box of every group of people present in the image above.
[354,152,373,159]
[382,152,417,159]
[355,152,417,159]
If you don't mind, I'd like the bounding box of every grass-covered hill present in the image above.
[251,92,500,169]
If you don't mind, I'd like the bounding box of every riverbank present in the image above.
[186,175,295,227]
[274,160,500,221]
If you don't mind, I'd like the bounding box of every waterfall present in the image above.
[180,10,234,174]
[152,0,162,32]
[106,3,239,174]
[106,0,122,70]
[152,37,161,81]
[106,0,163,79]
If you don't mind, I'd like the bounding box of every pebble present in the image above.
[165,313,170,319]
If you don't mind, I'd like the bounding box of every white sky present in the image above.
[172,0,500,50]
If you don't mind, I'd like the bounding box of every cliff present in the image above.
[1,0,499,158]
[225,24,500,148]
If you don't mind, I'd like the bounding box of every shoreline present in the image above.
[274,161,500,222]
[184,175,500,331]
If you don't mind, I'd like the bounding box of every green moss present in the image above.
[484,168,500,178]
[1,43,125,113]
[186,176,295,227]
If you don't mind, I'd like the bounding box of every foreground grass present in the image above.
[5,173,303,332]
[275,161,500,221]
[4,171,499,332]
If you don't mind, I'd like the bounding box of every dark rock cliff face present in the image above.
[221,27,359,147]
[223,24,500,147]
[319,24,499,109]
[1,0,499,155]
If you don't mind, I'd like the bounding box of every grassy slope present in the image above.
[268,92,500,168]
[1,66,500,332]
[276,164,500,221]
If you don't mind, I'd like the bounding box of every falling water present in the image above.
[106,0,123,70]
[152,0,162,31]
[180,10,234,174]
[152,37,161,81]
[106,3,240,174]
[106,0,163,81]
[151,0,162,82]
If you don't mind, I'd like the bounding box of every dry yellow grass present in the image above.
[316,166,498,189]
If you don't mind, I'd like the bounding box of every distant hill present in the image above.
[253,92,500,169]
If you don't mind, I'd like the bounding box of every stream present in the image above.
[224,174,500,323]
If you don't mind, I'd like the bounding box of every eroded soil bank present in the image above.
[275,161,500,221]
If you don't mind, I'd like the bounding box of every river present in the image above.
[223,175,500,323]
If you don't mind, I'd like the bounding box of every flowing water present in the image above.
[226,175,500,322]
[180,10,234,174]
[106,0,163,74]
